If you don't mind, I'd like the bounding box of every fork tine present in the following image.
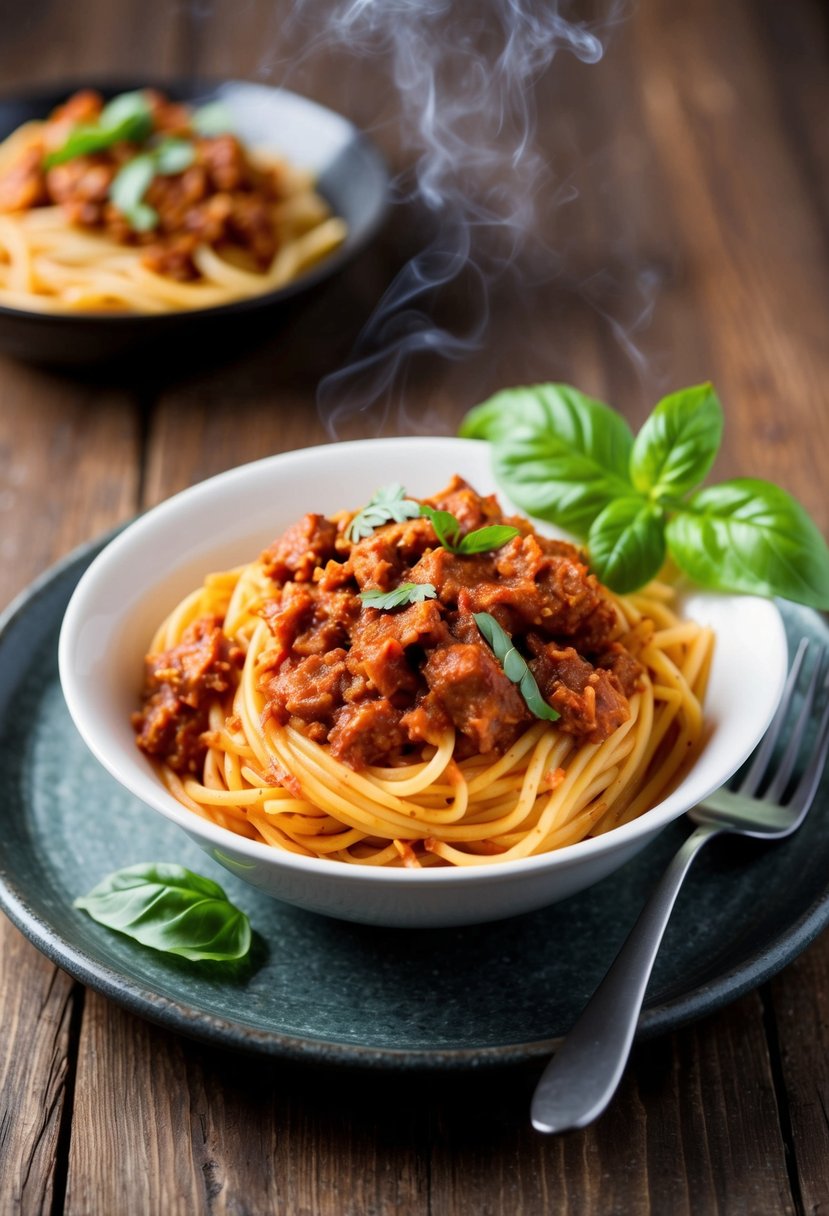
[764,648,828,802]
[738,638,810,797]
[785,665,829,816]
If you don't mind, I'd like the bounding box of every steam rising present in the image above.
[283,1,629,434]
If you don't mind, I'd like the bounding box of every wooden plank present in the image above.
[636,0,829,530]
[769,939,829,1214]
[65,996,431,1216]
[0,0,189,91]
[0,365,140,1214]
[422,997,793,1216]
[64,997,205,1216]
[0,2,148,1194]
[0,930,78,1215]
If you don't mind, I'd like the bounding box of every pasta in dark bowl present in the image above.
[0,79,389,364]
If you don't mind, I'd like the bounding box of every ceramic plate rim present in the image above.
[1,541,827,1068]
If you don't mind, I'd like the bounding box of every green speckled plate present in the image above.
[1,539,828,1070]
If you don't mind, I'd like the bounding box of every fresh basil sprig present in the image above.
[420,505,519,555]
[461,382,829,607]
[360,582,437,610]
[44,90,154,167]
[74,863,251,962]
[346,484,421,542]
[473,612,560,722]
[109,137,196,232]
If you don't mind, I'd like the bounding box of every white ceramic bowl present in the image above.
[58,438,788,928]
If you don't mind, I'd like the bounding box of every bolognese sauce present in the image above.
[134,477,643,775]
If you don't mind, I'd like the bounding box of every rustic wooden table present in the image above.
[1,1,828,1212]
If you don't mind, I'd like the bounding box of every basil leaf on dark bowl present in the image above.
[588,498,666,594]
[631,383,724,499]
[74,862,252,962]
[462,384,635,535]
[666,479,829,608]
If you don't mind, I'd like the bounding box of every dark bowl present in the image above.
[0,79,390,366]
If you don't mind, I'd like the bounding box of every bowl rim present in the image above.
[58,435,789,886]
[0,76,390,325]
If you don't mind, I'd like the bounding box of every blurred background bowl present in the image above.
[0,78,389,366]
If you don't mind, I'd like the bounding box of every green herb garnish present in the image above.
[420,505,519,555]
[346,484,421,542]
[74,863,251,962]
[473,612,560,721]
[461,382,829,606]
[192,100,235,137]
[360,582,437,610]
[44,90,154,167]
[109,137,196,232]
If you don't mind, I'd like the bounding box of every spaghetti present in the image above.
[133,479,714,868]
[0,89,347,314]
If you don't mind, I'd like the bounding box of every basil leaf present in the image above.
[457,524,520,554]
[74,863,251,962]
[192,100,235,136]
[420,506,518,555]
[587,498,666,593]
[153,137,196,175]
[110,154,158,230]
[99,90,153,130]
[473,612,560,721]
[360,582,437,609]
[462,384,635,535]
[631,383,723,498]
[420,506,462,549]
[666,480,829,608]
[44,90,153,167]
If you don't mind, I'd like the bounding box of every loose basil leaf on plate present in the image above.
[74,862,252,962]
[666,479,829,608]
[631,383,723,499]
[588,498,666,594]
[462,384,635,535]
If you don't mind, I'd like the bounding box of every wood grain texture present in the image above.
[0,930,79,1216]
[769,940,829,1214]
[0,375,140,1216]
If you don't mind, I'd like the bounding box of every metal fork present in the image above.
[531,638,829,1135]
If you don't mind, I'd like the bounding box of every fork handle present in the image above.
[531,821,724,1134]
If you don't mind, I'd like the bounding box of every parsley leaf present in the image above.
[346,484,421,542]
[420,505,519,555]
[360,583,437,610]
[473,612,560,722]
